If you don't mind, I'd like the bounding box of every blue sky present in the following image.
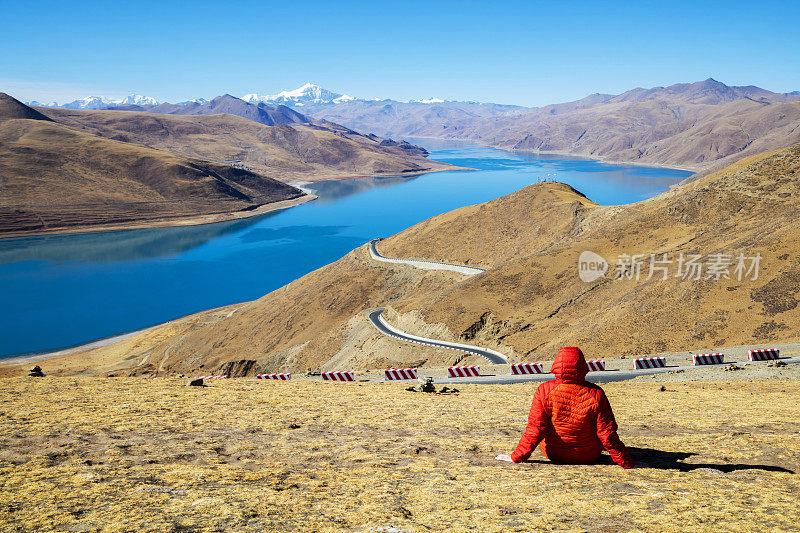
[2,0,798,106]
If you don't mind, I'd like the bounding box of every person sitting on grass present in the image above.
[495,346,636,469]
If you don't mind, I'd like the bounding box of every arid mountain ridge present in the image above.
[41,78,798,172]
[27,141,800,377]
[433,79,800,173]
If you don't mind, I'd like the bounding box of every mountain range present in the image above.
[432,78,800,172]
[28,79,800,171]
[28,94,160,109]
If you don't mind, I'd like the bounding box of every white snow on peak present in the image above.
[241,93,264,103]
[118,94,160,106]
[26,100,59,107]
[61,95,115,109]
[242,83,354,105]
[411,97,446,104]
[177,97,208,105]
[52,93,160,109]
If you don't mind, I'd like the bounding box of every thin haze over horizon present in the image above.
[2,0,798,107]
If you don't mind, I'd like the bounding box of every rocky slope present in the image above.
[22,142,800,377]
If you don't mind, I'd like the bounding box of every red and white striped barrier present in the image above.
[510,363,544,375]
[384,368,418,381]
[321,371,355,381]
[193,375,227,379]
[448,366,481,378]
[693,353,724,365]
[256,373,291,380]
[633,357,666,370]
[586,360,606,371]
[749,348,780,361]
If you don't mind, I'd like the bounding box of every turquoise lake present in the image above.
[0,142,692,358]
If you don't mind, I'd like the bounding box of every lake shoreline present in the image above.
[0,194,317,241]
[291,164,473,184]
[406,135,704,173]
[0,166,472,241]
[0,328,149,367]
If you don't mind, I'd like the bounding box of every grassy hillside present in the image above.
[381,143,800,359]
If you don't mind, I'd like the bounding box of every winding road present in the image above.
[369,239,485,276]
[368,308,508,364]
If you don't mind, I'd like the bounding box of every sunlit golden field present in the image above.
[1,376,799,532]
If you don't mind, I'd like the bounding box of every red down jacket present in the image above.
[511,347,634,468]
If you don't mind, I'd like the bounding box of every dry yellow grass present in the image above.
[1,377,798,531]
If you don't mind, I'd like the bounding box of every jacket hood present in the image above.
[550,346,590,383]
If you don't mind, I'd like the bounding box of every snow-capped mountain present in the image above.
[117,94,159,106]
[176,97,209,105]
[243,83,355,106]
[26,100,60,107]
[410,97,446,104]
[29,94,160,109]
[61,96,116,109]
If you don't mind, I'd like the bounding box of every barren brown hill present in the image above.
[437,84,800,172]
[17,142,800,378]
[0,94,307,236]
[147,94,310,126]
[0,93,53,121]
[39,107,459,183]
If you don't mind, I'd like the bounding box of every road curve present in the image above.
[369,239,485,276]
[368,308,508,364]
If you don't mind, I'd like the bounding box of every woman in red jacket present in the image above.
[496,346,636,469]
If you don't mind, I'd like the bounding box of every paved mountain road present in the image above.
[368,239,485,275]
[368,308,508,364]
